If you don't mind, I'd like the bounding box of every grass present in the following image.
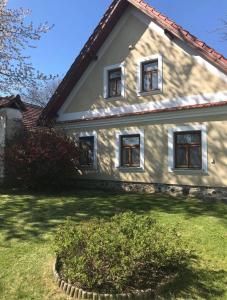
[0,189,226,299]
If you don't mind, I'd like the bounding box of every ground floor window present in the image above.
[174,131,202,169]
[78,131,97,169]
[79,136,94,167]
[120,134,140,167]
[115,129,144,170]
[168,125,207,173]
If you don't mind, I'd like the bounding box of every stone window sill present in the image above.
[104,96,124,102]
[118,167,144,173]
[170,168,208,175]
[137,89,162,97]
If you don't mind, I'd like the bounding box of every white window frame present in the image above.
[78,131,98,169]
[115,129,144,170]
[103,62,125,100]
[137,54,163,96]
[168,125,208,173]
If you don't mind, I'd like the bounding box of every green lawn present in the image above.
[0,190,226,300]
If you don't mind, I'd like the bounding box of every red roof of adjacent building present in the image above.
[40,0,227,122]
[22,103,43,129]
[0,95,43,129]
[0,95,26,110]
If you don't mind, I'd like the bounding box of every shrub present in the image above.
[4,128,79,188]
[54,212,193,294]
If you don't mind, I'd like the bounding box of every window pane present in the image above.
[109,79,121,97]
[121,148,130,166]
[176,133,201,144]
[189,146,201,168]
[79,136,94,166]
[116,79,121,95]
[109,69,121,79]
[131,147,140,166]
[122,136,140,146]
[175,146,187,167]
[143,73,152,91]
[143,61,158,72]
[109,80,116,97]
[152,71,158,90]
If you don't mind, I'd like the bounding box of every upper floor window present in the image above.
[174,131,201,169]
[142,60,159,92]
[137,54,163,96]
[108,68,122,98]
[104,62,125,99]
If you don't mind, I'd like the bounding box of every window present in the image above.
[142,60,159,92]
[137,54,163,95]
[174,131,201,169]
[168,125,208,173]
[79,136,94,167]
[103,62,125,99]
[120,135,140,167]
[115,129,144,170]
[108,68,122,98]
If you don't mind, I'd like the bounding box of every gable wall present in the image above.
[61,6,227,116]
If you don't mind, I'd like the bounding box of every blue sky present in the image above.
[8,0,227,77]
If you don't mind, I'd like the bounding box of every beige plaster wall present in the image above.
[63,6,227,115]
[66,115,227,188]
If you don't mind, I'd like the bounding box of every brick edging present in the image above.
[53,257,153,299]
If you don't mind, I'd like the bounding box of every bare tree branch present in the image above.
[0,0,57,97]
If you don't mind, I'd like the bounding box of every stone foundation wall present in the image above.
[75,179,227,202]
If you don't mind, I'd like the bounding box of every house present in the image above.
[0,95,42,180]
[40,0,227,198]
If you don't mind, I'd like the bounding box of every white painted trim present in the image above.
[57,90,227,122]
[103,62,125,99]
[168,124,208,173]
[137,54,163,96]
[115,129,144,170]
[74,131,98,169]
[56,105,227,130]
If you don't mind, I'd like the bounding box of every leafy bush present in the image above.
[4,128,79,188]
[54,212,193,294]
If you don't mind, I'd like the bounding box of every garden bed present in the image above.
[53,213,193,299]
[53,257,153,299]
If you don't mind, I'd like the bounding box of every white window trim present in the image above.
[115,129,144,170]
[168,125,208,173]
[103,62,125,99]
[78,131,98,169]
[137,54,163,96]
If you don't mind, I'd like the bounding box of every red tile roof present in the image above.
[22,103,43,129]
[128,0,227,68]
[40,0,227,122]
[0,95,43,129]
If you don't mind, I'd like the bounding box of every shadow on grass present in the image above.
[0,189,226,242]
[159,267,227,300]
[0,189,226,299]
